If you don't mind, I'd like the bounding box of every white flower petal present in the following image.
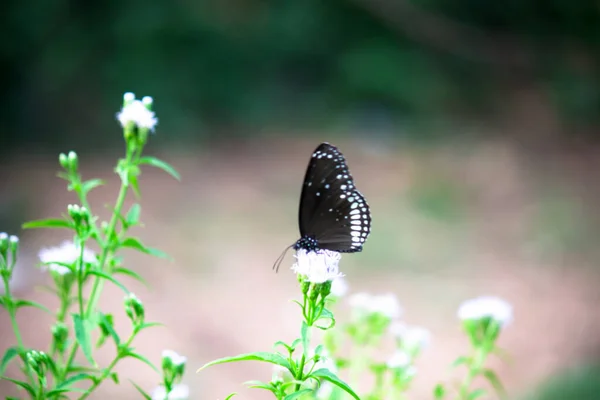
[151,384,189,400]
[38,241,96,275]
[162,349,187,366]
[457,296,513,327]
[349,292,402,319]
[387,350,411,369]
[330,277,349,297]
[390,322,431,351]
[291,249,343,283]
[117,99,158,131]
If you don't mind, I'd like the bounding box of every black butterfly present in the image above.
[274,142,372,271]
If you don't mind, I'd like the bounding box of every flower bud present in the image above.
[161,349,187,387]
[51,322,69,354]
[0,233,9,276]
[59,153,69,169]
[142,96,153,109]
[0,232,8,256]
[25,350,49,384]
[123,92,135,106]
[67,151,78,171]
[124,293,145,326]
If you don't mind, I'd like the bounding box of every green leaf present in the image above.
[130,380,152,400]
[130,174,141,199]
[224,393,238,400]
[51,372,96,392]
[98,312,120,347]
[14,299,51,314]
[110,372,119,384]
[0,347,20,374]
[137,321,164,330]
[284,389,314,400]
[22,219,74,230]
[139,156,181,181]
[113,267,147,286]
[129,379,152,400]
[45,387,88,396]
[315,308,335,330]
[0,376,36,397]
[245,380,275,391]
[126,204,142,227]
[452,356,471,368]
[81,179,105,195]
[274,341,297,357]
[434,383,446,399]
[87,270,130,294]
[124,351,159,372]
[120,237,171,260]
[483,369,507,399]
[197,352,291,373]
[310,369,360,400]
[468,389,487,400]
[301,321,309,357]
[72,314,96,366]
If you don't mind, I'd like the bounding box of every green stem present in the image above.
[2,276,36,386]
[85,177,129,319]
[457,346,488,399]
[77,332,136,400]
[59,151,133,381]
[77,240,85,317]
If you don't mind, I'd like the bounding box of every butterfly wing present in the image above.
[298,143,371,252]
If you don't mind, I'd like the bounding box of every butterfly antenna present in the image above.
[272,244,294,273]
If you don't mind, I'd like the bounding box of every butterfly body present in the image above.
[294,142,371,253]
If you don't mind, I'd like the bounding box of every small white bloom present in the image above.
[390,322,431,351]
[330,277,348,298]
[386,350,411,369]
[272,364,292,382]
[117,99,158,131]
[142,96,153,106]
[458,296,513,327]
[349,292,402,319]
[317,382,334,399]
[0,232,7,241]
[38,241,96,275]
[162,349,187,366]
[151,383,189,400]
[123,92,135,102]
[9,235,18,244]
[314,354,337,373]
[291,249,343,283]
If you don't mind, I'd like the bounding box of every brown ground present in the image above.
[1,136,599,399]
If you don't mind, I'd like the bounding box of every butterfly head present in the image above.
[293,235,319,252]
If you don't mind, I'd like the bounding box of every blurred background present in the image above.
[1,0,600,399]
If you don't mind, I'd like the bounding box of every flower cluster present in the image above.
[291,248,343,283]
[38,240,96,275]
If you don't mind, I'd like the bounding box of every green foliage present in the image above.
[2,0,599,153]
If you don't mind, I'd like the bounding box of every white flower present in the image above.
[38,241,96,275]
[0,232,7,241]
[386,350,411,369]
[317,382,334,399]
[162,349,187,366]
[330,277,348,298]
[151,383,189,400]
[349,292,402,319]
[389,322,431,351]
[291,249,343,283]
[9,235,18,244]
[272,364,292,382]
[314,354,337,373]
[117,97,158,131]
[457,296,513,327]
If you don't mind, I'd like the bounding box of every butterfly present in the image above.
[274,142,372,271]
